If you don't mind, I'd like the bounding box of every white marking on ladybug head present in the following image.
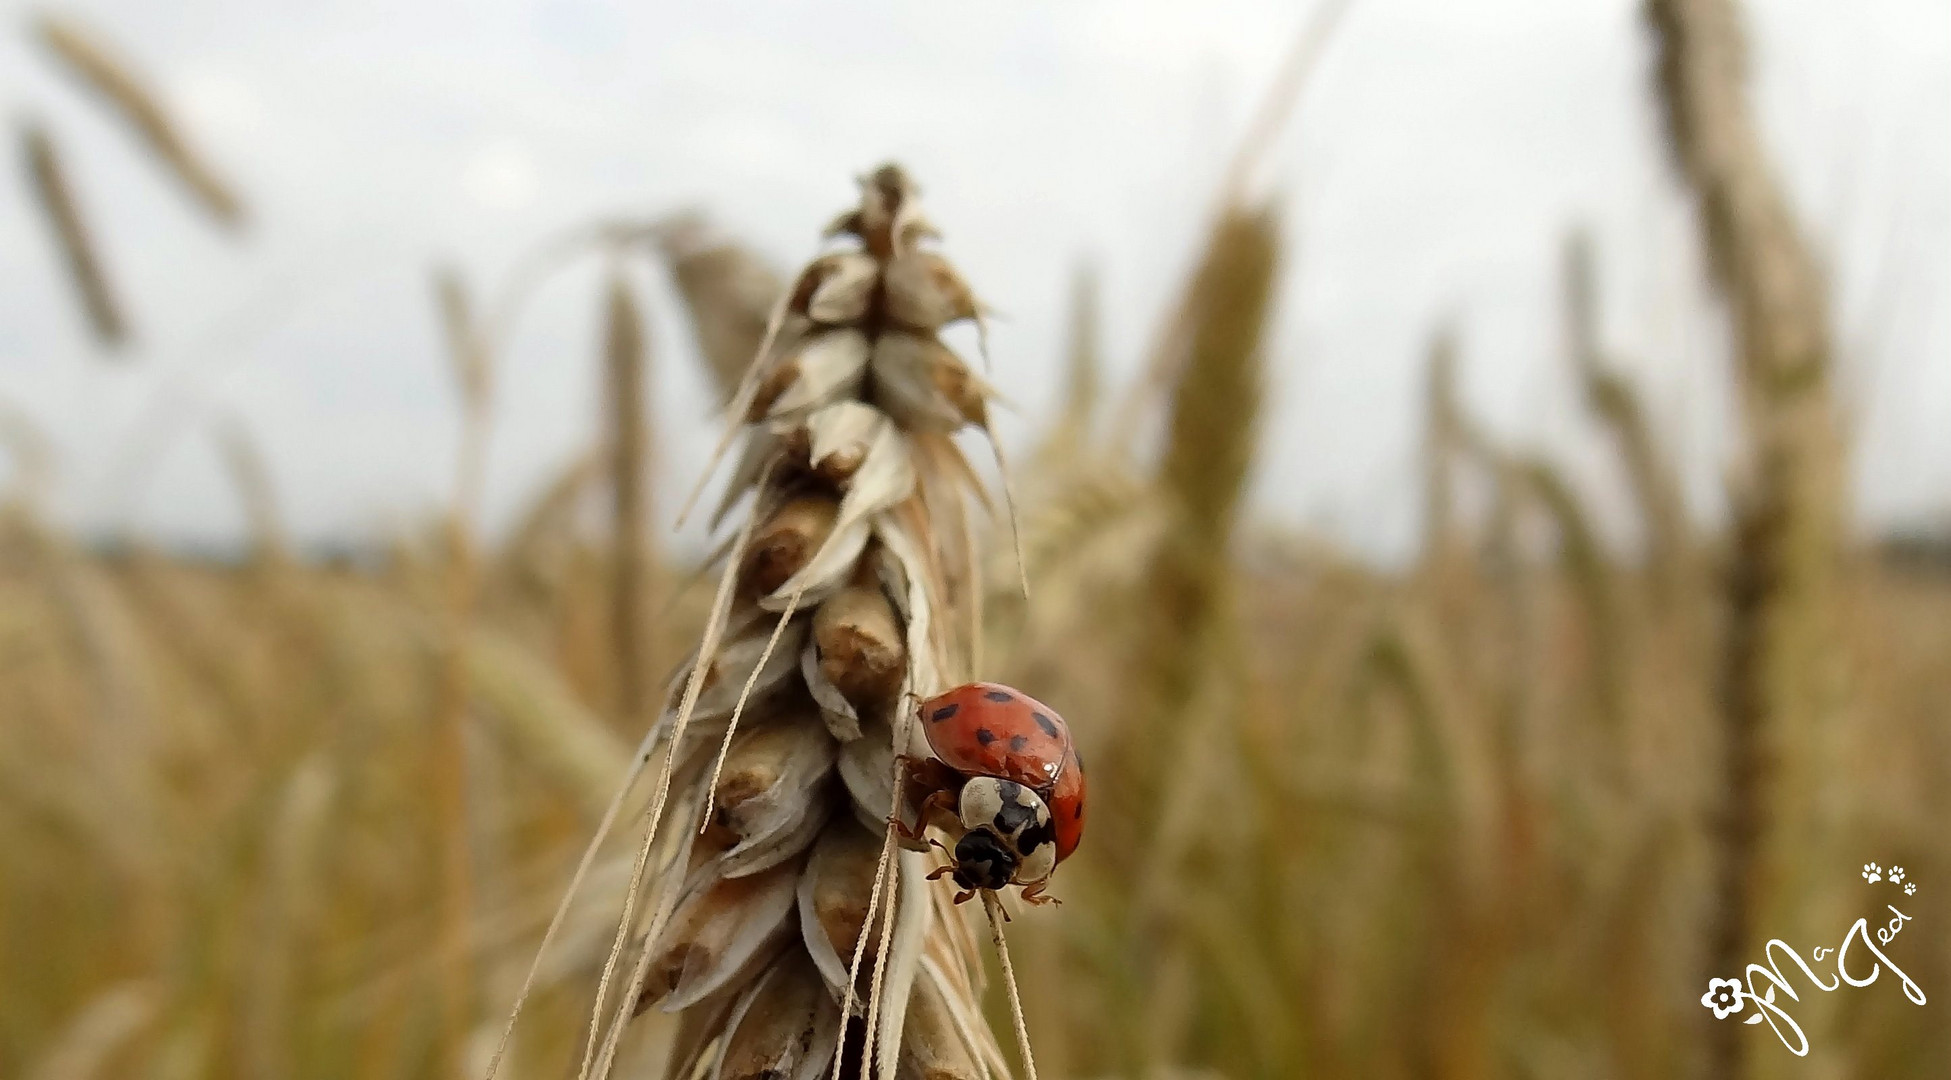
[959,776,1056,887]
[958,776,1008,835]
[1012,834,1056,886]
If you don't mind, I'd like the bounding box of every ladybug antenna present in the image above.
[698,581,807,833]
[923,837,956,880]
[574,465,768,1080]
[983,891,1040,1080]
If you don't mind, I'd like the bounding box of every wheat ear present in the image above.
[584,164,1008,1080]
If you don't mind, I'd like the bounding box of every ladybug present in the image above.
[894,682,1085,905]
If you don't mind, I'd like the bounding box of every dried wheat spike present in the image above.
[626,165,1005,1080]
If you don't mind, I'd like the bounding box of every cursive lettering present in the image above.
[1837,908,1925,1005]
[1704,892,1926,1057]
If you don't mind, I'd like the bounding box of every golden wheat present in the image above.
[492,165,1012,1080]
[18,122,127,346]
[33,13,245,227]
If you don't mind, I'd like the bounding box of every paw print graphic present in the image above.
[1700,977,1746,1020]
[1863,863,1882,884]
[1889,866,1905,884]
[1904,882,1916,896]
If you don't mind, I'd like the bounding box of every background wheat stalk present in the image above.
[16,122,126,346]
[1646,1,1847,1076]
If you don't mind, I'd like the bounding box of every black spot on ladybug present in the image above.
[1018,818,1056,855]
[1033,712,1059,737]
[1072,803,1083,820]
[929,704,959,723]
[994,795,1037,837]
[1008,734,1029,752]
[983,689,1013,703]
[975,728,996,746]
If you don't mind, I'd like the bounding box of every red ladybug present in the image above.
[895,682,1085,905]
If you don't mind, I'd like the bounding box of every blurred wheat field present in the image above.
[6,435,1949,1080]
[4,2,1949,1080]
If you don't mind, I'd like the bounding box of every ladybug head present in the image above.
[955,777,1058,889]
[950,828,1017,892]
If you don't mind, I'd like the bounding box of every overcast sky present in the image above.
[0,0,1945,560]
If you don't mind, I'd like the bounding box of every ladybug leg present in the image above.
[952,887,978,905]
[897,755,965,804]
[1017,881,1061,907]
[891,757,964,851]
[890,788,958,851]
[888,810,928,848]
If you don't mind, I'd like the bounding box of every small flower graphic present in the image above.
[1701,977,1746,1020]
[1863,863,1882,883]
[1904,882,1916,896]
[1889,866,1905,884]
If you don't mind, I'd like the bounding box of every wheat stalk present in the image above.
[1646,1,1844,1076]
[603,264,656,726]
[493,165,1007,1080]
[430,265,495,1076]
[1420,328,1462,564]
[33,12,246,227]
[1117,203,1280,1074]
[18,121,128,347]
[210,415,290,570]
[1109,0,1349,446]
[1561,230,1688,602]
